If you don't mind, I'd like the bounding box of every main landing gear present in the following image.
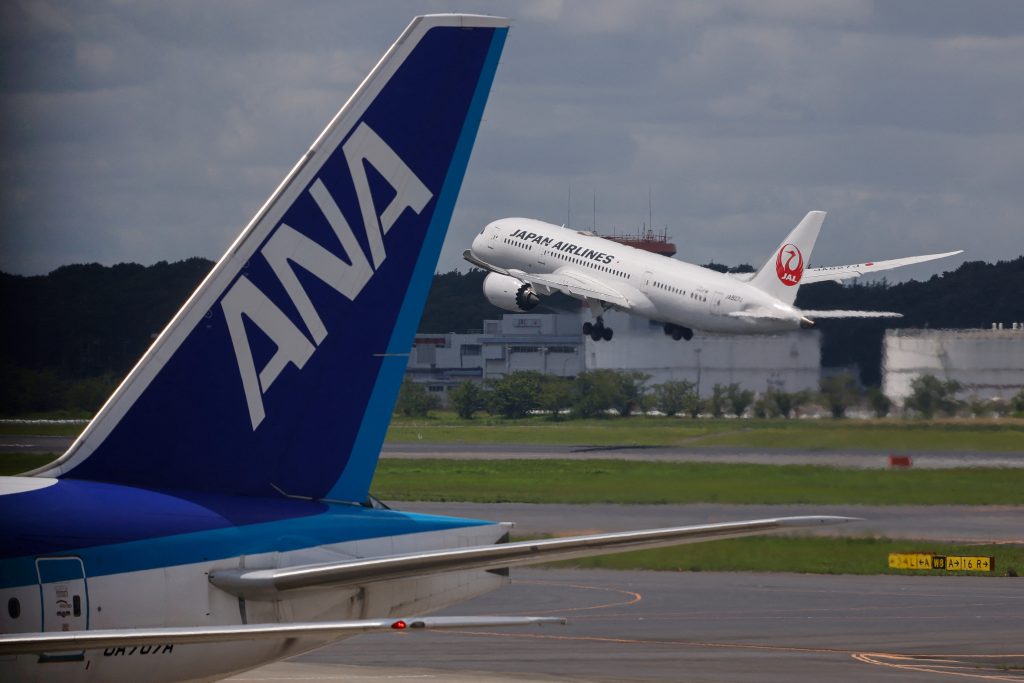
[583,317,613,342]
[663,323,693,341]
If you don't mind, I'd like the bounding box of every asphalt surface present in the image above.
[5,435,1024,469]
[0,434,76,455]
[230,569,1024,683]
[396,501,1024,544]
[383,442,1024,468]
[8,434,1021,681]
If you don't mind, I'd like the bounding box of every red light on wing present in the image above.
[391,620,408,630]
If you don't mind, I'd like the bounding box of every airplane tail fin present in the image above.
[35,15,509,504]
[748,211,826,305]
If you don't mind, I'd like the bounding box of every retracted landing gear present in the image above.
[663,323,693,341]
[583,317,613,342]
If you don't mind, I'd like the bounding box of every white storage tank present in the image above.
[883,328,1024,401]
[585,310,821,397]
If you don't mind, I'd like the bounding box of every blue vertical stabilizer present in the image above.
[38,15,509,502]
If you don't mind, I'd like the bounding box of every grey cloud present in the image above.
[1,0,1021,280]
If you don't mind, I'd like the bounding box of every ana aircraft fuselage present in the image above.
[1,477,508,682]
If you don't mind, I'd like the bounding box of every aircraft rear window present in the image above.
[7,597,19,619]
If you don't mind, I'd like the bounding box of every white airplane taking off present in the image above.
[0,15,852,683]
[466,214,961,342]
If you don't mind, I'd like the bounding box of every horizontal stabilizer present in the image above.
[727,307,790,321]
[802,250,962,284]
[0,616,564,655]
[211,516,856,598]
[801,310,903,319]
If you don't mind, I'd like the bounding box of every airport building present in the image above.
[882,326,1024,401]
[408,313,584,400]
[583,309,821,397]
[408,310,821,403]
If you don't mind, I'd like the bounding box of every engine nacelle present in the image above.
[482,272,540,312]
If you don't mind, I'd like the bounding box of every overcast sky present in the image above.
[2,1,1022,280]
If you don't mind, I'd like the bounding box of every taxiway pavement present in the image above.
[6,435,1024,469]
[397,501,1024,544]
[383,442,1024,469]
[231,569,1023,683]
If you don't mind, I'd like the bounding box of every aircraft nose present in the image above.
[471,230,486,254]
[472,224,495,254]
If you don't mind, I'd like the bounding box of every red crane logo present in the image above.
[775,244,804,286]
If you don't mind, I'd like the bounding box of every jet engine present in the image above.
[482,272,540,312]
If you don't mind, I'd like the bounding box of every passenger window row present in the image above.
[545,250,630,279]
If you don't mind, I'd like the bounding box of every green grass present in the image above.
[386,414,1024,452]
[0,422,87,437]
[0,453,59,475]
[372,458,1024,505]
[11,455,1021,506]
[541,535,1023,577]
[388,415,712,446]
[693,421,1024,452]
[4,414,1024,451]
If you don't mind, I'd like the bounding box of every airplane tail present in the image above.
[747,211,826,305]
[35,15,509,503]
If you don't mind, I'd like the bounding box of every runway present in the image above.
[398,501,1024,543]
[380,444,1024,471]
[7,434,1020,680]
[4,435,1024,469]
[230,569,1024,682]
[384,442,1024,469]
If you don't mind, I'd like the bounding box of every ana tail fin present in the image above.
[37,15,509,503]
[748,211,826,305]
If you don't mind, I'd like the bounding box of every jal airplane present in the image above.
[466,215,961,341]
[0,15,851,683]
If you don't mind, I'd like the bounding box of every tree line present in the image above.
[397,371,1024,421]
[1,256,1021,415]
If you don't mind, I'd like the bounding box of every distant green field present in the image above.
[9,455,1021,505]
[540,535,1023,577]
[0,422,86,437]
[0,454,57,475]
[387,415,1024,452]
[4,414,1024,451]
[372,458,1024,505]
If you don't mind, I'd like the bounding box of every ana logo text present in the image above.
[221,122,433,429]
[775,243,804,287]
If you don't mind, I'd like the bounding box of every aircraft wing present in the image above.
[800,310,903,319]
[0,616,563,655]
[515,270,631,307]
[464,249,631,308]
[210,516,854,599]
[728,308,903,321]
[801,250,962,284]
